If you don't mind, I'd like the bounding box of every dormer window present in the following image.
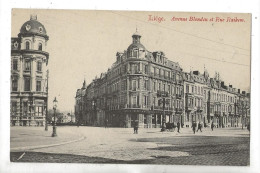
[39,27,43,33]
[14,41,18,48]
[38,43,42,51]
[25,41,30,50]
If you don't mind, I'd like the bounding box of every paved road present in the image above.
[10,126,250,165]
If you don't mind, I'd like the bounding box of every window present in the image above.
[26,41,30,50]
[24,78,30,91]
[192,86,194,93]
[36,106,43,116]
[37,61,42,72]
[152,114,156,124]
[38,43,42,51]
[36,81,41,91]
[144,65,148,74]
[13,59,18,70]
[133,80,136,90]
[25,60,31,71]
[163,84,166,92]
[11,102,17,114]
[23,102,28,114]
[143,95,148,106]
[186,85,189,93]
[153,81,156,91]
[12,79,18,91]
[158,83,161,91]
[144,80,148,90]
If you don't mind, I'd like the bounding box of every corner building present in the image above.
[75,31,184,128]
[10,16,49,126]
[75,31,250,129]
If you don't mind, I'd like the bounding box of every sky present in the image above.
[11,9,251,112]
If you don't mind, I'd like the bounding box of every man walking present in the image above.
[197,122,202,132]
[177,121,181,133]
[192,121,196,134]
[105,119,108,128]
[134,120,139,134]
[211,122,214,131]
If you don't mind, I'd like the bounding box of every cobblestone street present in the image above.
[10,126,250,165]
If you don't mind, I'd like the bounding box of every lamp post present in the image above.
[45,70,49,131]
[157,91,169,132]
[161,98,166,132]
[52,97,58,137]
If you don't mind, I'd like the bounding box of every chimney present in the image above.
[242,91,246,95]
[238,89,240,94]
[221,82,225,87]
[229,85,232,88]
[193,71,199,75]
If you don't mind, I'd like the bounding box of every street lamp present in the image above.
[52,97,58,137]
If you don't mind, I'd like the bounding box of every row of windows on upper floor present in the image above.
[105,95,183,109]
[128,49,167,65]
[12,59,42,72]
[186,84,205,96]
[12,78,43,92]
[105,79,183,96]
[211,92,236,103]
[210,104,235,114]
[186,97,204,108]
[107,61,181,80]
[23,41,43,51]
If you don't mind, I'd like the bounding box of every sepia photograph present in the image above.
[8,9,252,167]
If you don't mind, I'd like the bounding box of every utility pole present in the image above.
[157,91,169,132]
[45,70,49,131]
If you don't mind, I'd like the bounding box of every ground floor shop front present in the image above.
[10,95,47,127]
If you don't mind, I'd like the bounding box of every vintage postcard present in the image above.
[10,9,251,166]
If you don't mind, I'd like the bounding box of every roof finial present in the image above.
[30,14,37,20]
[136,26,138,32]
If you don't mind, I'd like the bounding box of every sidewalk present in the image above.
[10,126,84,151]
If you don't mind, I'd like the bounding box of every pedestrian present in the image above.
[197,122,202,132]
[192,121,196,134]
[134,120,139,134]
[104,119,108,128]
[211,122,214,131]
[172,122,176,132]
[177,122,180,133]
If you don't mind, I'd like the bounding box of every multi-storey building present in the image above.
[75,30,184,128]
[183,70,210,127]
[11,15,49,126]
[75,30,250,129]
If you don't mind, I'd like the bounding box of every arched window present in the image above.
[25,41,30,50]
[38,43,42,51]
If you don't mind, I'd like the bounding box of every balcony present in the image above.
[176,94,182,99]
[214,111,221,116]
[125,104,141,109]
[185,93,194,97]
[185,105,193,111]
[196,106,203,112]
[151,105,173,111]
[175,108,183,114]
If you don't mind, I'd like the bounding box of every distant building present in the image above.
[11,15,49,126]
[75,30,250,128]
